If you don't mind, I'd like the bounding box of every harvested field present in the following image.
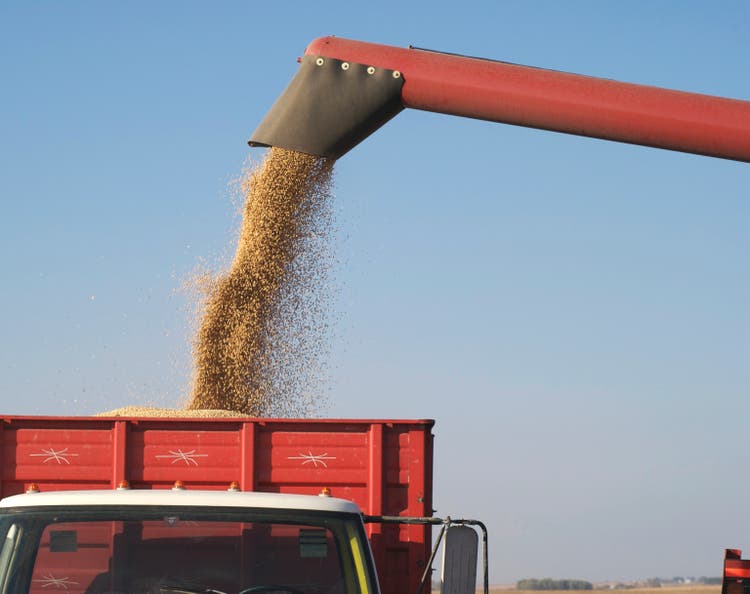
[483,587,720,594]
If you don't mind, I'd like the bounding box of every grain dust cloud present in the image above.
[186,148,335,417]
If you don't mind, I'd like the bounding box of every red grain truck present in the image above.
[0,416,485,594]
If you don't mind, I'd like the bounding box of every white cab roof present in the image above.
[0,489,362,515]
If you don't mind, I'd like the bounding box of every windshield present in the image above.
[0,506,376,594]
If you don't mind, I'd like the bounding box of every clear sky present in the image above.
[1,0,748,585]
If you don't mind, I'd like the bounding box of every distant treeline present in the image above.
[516,579,593,590]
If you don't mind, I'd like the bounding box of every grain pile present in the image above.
[186,148,335,417]
[97,406,248,418]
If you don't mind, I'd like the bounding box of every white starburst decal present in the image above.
[155,449,208,466]
[33,573,79,589]
[288,451,336,468]
[29,448,79,465]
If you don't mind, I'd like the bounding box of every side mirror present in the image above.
[440,525,478,594]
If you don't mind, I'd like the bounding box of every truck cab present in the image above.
[0,489,379,594]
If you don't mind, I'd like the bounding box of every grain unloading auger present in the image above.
[249,36,750,162]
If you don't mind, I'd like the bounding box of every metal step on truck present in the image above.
[0,416,486,594]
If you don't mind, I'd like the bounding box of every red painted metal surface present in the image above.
[305,36,750,162]
[723,549,750,594]
[0,416,434,594]
[725,549,750,577]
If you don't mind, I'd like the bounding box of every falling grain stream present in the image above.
[187,148,334,416]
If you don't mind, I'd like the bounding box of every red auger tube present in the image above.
[301,36,750,162]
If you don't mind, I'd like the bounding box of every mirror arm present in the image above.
[362,515,488,594]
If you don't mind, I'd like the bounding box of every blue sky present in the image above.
[1,0,749,584]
